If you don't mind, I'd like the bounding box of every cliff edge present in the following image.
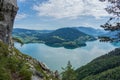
[0,0,18,46]
[0,0,59,80]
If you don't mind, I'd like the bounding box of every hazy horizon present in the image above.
[13,26,105,30]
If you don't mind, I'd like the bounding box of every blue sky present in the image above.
[14,0,110,30]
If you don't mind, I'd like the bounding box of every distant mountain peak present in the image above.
[75,26,107,37]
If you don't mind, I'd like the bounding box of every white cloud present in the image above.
[33,0,109,19]
[18,0,26,2]
[16,13,27,20]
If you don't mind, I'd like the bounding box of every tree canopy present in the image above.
[99,0,120,42]
[61,61,77,80]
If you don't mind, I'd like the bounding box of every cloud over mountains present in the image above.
[33,0,108,19]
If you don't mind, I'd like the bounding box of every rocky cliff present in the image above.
[0,0,18,46]
[0,42,59,80]
[0,0,59,80]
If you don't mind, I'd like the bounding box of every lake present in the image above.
[15,40,117,72]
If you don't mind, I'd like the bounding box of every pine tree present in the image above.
[61,61,77,80]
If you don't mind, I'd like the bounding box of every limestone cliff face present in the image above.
[0,1,59,80]
[0,0,18,45]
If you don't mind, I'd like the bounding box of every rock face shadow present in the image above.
[0,0,18,46]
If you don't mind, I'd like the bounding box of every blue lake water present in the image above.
[15,40,117,72]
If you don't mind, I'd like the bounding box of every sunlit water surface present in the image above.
[15,40,117,72]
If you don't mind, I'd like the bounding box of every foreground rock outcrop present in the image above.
[0,0,59,80]
[0,42,59,80]
[0,0,18,45]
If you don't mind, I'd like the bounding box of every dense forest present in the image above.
[61,48,120,80]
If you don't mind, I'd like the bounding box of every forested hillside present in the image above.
[13,28,96,49]
[76,48,120,80]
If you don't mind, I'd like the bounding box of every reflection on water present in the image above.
[15,40,117,72]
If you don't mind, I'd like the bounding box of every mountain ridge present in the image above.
[75,26,107,37]
[13,27,96,49]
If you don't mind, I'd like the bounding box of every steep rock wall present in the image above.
[0,0,18,45]
[0,1,60,80]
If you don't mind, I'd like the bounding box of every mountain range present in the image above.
[2,0,120,79]
[75,26,107,37]
[12,27,98,49]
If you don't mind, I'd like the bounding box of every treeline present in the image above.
[61,48,120,80]
[75,48,120,80]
